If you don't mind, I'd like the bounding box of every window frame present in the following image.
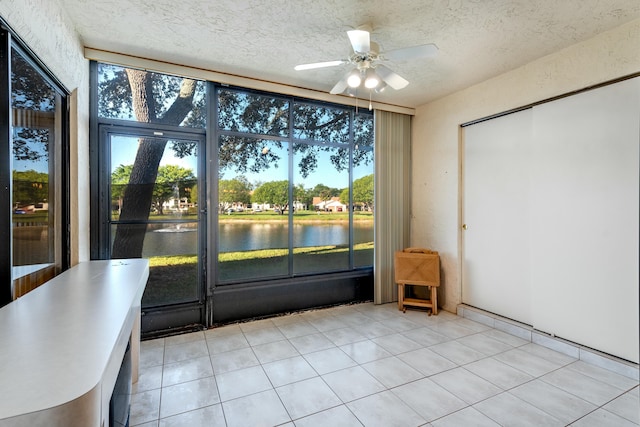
[213,84,374,286]
[0,21,70,307]
[90,63,373,331]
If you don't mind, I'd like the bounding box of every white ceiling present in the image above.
[59,0,639,108]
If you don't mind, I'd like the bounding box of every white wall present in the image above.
[412,18,640,314]
[1,0,91,263]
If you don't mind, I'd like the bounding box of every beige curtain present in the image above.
[374,110,411,304]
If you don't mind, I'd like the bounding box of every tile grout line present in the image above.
[133,304,638,426]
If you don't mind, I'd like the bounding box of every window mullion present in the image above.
[0,29,12,307]
[287,99,294,277]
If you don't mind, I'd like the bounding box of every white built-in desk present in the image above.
[0,259,149,427]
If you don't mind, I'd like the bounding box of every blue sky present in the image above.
[112,136,372,190]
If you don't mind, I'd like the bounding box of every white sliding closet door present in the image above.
[462,77,639,362]
[530,77,639,362]
[462,109,533,325]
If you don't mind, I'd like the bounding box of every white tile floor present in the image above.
[131,303,639,427]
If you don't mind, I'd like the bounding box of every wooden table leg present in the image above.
[431,286,438,315]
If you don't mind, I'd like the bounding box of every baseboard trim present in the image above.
[457,304,639,381]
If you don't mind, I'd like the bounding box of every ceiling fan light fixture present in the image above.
[374,82,388,93]
[294,25,434,96]
[364,68,380,89]
[346,69,362,88]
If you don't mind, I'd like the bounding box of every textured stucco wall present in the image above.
[1,0,90,263]
[411,18,640,313]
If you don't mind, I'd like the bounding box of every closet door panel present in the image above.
[462,109,533,325]
[530,77,639,362]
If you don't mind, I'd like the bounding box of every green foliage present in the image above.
[218,136,284,178]
[217,88,373,179]
[190,183,198,205]
[295,183,312,208]
[251,180,289,210]
[338,174,373,209]
[218,89,289,135]
[111,164,195,215]
[98,63,206,128]
[293,103,349,142]
[154,165,196,214]
[339,187,349,206]
[98,64,375,261]
[12,170,49,205]
[353,174,374,211]
[111,164,133,201]
[219,176,253,208]
[312,183,341,201]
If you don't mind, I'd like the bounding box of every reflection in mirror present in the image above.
[11,48,60,272]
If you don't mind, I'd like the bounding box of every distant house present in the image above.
[292,200,306,211]
[312,196,346,212]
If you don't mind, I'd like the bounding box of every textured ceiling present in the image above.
[59,0,640,108]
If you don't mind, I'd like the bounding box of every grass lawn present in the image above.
[219,210,373,222]
[115,210,373,223]
[142,242,373,306]
[12,211,49,223]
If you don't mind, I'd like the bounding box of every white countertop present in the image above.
[0,259,149,421]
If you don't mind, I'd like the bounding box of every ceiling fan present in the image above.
[294,24,438,95]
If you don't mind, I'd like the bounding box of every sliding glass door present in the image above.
[104,128,205,309]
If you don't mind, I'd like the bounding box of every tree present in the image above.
[12,170,49,206]
[111,163,195,215]
[111,164,133,214]
[313,184,340,201]
[99,64,373,258]
[251,180,289,213]
[353,174,374,212]
[190,183,198,207]
[104,67,202,258]
[295,184,312,210]
[217,88,374,181]
[153,165,196,215]
[219,176,252,212]
[339,187,349,207]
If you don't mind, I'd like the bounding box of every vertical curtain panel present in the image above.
[373,110,411,304]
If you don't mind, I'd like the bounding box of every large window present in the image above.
[92,62,374,330]
[1,28,69,305]
[216,88,373,283]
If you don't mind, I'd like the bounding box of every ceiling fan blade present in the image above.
[375,65,409,90]
[347,29,370,53]
[330,76,349,95]
[383,43,438,62]
[294,60,345,71]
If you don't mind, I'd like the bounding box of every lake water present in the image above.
[140,221,373,257]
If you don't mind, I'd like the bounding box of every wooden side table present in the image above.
[394,248,440,315]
